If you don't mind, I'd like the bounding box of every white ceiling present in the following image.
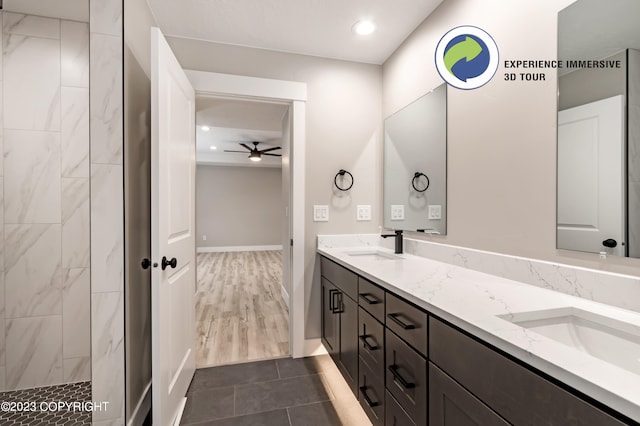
[196,96,288,168]
[147,0,444,64]
[2,0,88,22]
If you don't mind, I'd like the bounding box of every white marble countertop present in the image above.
[317,244,640,422]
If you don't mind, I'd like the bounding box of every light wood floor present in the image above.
[196,250,290,368]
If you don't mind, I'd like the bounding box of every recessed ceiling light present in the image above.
[352,20,375,36]
[209,145,216,150]
[201,126,210,131]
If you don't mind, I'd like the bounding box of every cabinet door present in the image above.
[429,363,509,426]
[338,293,358,395]
[321,278,339,358]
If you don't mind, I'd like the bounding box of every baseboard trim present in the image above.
[197,245,283,253]
[281,285,290,309]
[302,338,327,357]
[127,382,152,426]
[172,397,188,426]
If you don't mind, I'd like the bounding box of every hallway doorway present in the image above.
[194,95,291,367]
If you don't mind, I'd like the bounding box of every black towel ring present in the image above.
[334,169,354,191]
[412,172,430,192]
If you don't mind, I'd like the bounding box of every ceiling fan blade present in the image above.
[259,146,282,153]
[224,150,249,153]
[263,153,282,157]
[239,143,253,151]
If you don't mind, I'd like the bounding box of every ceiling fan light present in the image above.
[249,151,262,161]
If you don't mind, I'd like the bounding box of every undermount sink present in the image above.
[345,249,402,260]
[499,307,640,375]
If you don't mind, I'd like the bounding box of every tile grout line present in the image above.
[286,407,292,426]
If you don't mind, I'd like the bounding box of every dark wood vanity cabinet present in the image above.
[320,256,634,426]
[429,318,629,426]
[320,257,359,395]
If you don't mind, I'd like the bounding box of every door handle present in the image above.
[141,258,151,269]
[161,256,177,270]
[359,385,380,407]
[602,239,617,248]
[359,293,379,305]
[388,364,415,389]
[387,313,415,330]
[359,334,379,351]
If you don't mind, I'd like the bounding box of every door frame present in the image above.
[185,70,307,357]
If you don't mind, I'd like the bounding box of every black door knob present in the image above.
[141,258,151,269]
[602,239,617,248]
[161,256,177,270]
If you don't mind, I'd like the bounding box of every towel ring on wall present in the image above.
[334,169,354,191]
[412,172,430,192]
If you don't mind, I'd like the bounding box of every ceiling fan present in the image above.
[224,141,282,162]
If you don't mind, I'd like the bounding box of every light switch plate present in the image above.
[357,205,371,221]
[428,205,442,220]
[313,205,329,222]
[391,204,405,221]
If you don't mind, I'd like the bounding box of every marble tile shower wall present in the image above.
[0,12,90,391]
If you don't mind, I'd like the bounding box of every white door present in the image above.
[557,95,625,256]
[151,27,196,425]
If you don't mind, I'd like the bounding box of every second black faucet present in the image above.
[381,229,403,254]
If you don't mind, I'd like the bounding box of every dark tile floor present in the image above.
[180,355,371,426]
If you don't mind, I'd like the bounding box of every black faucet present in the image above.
[381,229,403,254]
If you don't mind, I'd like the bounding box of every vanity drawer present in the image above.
[385,390,416,426]
[385,328,427,426]
[386,293,428,356]
[359,356,385,426]
[429,318,628,426]
[358,277,385,321]
[321,256,358,300]
[358,307,384,375]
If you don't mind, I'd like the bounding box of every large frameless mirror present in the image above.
[557,0,640,257]
[383,84,447,234]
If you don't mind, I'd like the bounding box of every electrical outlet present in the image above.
[202,235,207,241]
[391,205,405,221]
[313,205,329,222]
[357,205,371,221]
[428,205,442,220]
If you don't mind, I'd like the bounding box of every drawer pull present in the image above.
[359,385,380,407]
[330,290,343,313]
[359,334,379,351]
[328,289,337,311]
[387,313,416,330]
[359,293,380,305]
[388,365,415,389]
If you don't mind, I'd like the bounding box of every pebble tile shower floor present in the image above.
[0,382,92,425]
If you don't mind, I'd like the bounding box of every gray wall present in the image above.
[196,165,283,248]
[382,0,640,276]
[168,36,383,338]
[558,51,626,110]
[0,10,90,391]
